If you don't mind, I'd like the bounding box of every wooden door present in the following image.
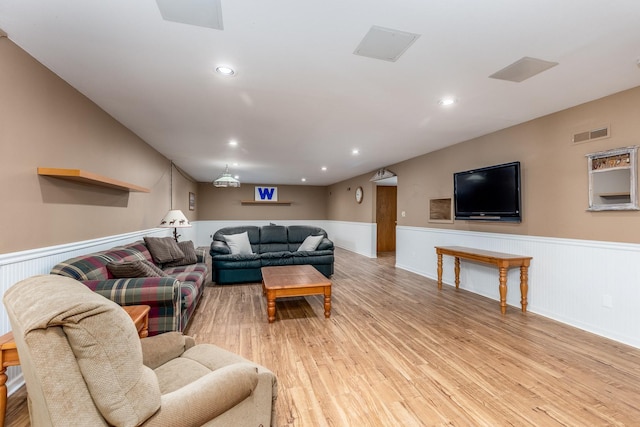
[376,186,397,252]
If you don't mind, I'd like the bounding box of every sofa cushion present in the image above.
[297,235,324,252]
[224,232,254,255]
[144,237,185,264]
[107,260,168,278]
[164,240,198,267]
[260,225,287,244]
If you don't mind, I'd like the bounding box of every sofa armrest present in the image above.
[317,237,334,251]
[144,363,259,427]
[82,277,179,307]
[210,240,231,255]
[195,246,208,263]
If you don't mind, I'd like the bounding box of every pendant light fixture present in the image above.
[213,164,241,187]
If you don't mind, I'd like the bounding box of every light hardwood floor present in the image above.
[7,248,640,426]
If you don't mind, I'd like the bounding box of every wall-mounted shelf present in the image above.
[586,146,638,211]
[241,200,291,205]
[37,168,150,193]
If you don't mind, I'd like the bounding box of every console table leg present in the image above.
[437,253,443,290]
[454,257,460,289]
[499,267,508,315]
[520,265,529,312]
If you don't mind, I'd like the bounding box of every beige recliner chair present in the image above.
[3,275,277,426]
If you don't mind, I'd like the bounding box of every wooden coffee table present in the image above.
[261,265,332,323]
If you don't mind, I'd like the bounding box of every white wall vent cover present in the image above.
[489,57,558,82]
[156,0,223,30]
[572,125,610,144]
[353,26,420,62]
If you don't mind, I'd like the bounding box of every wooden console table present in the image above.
[0,305,150,427]
[435,246,532,314]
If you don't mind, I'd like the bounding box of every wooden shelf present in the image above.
[241,200,292,205]
[598,192,631,198]
[37,168,150,193]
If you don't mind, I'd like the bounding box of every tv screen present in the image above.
[453,161,521,222]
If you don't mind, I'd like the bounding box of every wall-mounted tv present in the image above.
[453,161,522,222]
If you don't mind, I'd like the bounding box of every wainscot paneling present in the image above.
[0,228,170,395]
[396,226,640,349]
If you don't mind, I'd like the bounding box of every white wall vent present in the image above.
[572,125,610,144]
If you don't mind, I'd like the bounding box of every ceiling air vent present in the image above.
[572,125,610,144]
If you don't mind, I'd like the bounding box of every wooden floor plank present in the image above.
[6,248,640,426]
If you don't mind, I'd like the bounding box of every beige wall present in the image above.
[389,85,640,243]
[4,34,640,253]
[326,173,377,223]
[197,183,327,220]
[0,38,198,254]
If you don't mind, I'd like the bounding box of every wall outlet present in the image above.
[401,211,406,217]
[602,294,613,308]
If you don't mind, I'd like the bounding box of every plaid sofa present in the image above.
[50,241,208,336]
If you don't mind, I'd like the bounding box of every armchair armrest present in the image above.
[143,363,259,427]
[141,332,195,369]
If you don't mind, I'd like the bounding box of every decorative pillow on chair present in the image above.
[164,241,198,267]
[224,232,254,255]
[297,235,324,252]
[107,260,168,278]
[144,237,185,264]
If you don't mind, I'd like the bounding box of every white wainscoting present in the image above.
[396,226,640,349]
[322,221,376,258]
[0,228,170,394]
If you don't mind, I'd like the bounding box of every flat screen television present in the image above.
[453,161,522,222]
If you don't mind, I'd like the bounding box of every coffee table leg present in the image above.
[266,290,276,323]
[324,286,331,318]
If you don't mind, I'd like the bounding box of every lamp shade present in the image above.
[213,164,241,187]
[159,209,191,228]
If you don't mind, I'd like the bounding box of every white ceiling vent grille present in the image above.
[156,0,223,30]
[489,57,558,83]
[353,26,420,62]
[572,125,610,144]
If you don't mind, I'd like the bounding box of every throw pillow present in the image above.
[144,237,185,264]
[224,232,254,255]
[107,260,167,278]
[164,241,198,267]
[297,235,324,252]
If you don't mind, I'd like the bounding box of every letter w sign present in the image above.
[255,186,278,201]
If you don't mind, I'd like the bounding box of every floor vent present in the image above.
[572,125,610,144]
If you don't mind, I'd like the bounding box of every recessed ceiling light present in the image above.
[352,149,360,155]
[228,140,238,146]
[438,97,457,106]
[321,166,327,171]
[234,175,240,179]
[301,178,307,182]
[216,65,236,76]
[232,162,238,166]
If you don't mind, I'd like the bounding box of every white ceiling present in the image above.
[2,1,640,185]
